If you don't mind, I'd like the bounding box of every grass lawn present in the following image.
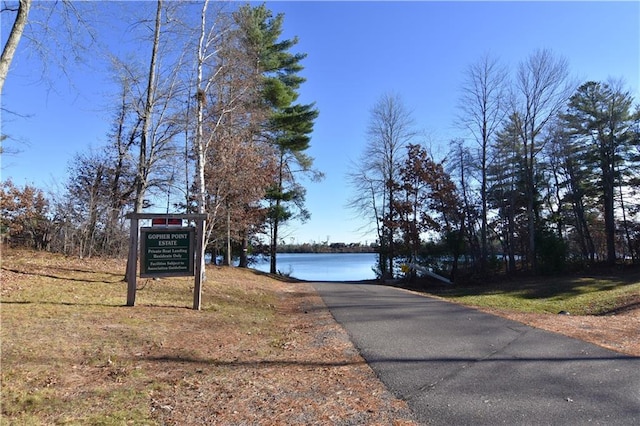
[423,270,640,315]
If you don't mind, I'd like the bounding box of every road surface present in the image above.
[312,281,640,425]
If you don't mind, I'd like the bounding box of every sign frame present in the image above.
[125,213,207,310]
[139,227,195,278]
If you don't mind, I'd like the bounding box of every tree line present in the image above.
[264,242,376,254]
[349,51,639,280]
[1,1,319,274]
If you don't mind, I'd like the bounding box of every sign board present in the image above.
[140,227,195,277]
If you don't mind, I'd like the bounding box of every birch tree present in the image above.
[191,1,270,270]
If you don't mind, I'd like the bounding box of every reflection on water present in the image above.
[253,253,377,281]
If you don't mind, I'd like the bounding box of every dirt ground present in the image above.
[147,280,421,425]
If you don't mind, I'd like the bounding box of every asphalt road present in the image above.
[311,281,640,425]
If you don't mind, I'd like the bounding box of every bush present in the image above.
[536,228,567,274]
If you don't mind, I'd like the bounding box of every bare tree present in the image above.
[103,70,140,252]
[348,93,416,278]
[447,138,480,269]
[0,0,31,94]
[66,151,109,258]
[510,49,574,272]
[1,0,97,94]
[457,53,508,274]
[134,0,162,213]
[119,0,190,280]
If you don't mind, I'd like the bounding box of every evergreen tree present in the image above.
[562,81,638,265]
[546,120,598,263]
[488,114,528,272]
[234,4,319,274]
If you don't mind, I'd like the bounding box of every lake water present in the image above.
[253,252,378,281]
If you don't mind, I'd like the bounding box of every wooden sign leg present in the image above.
[193,219,205,310]
[126,217,139,306]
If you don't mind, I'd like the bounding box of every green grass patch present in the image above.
[426,272,640,315]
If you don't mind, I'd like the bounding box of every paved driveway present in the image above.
[312,281,640,425]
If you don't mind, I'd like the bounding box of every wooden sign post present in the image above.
[126,213,207,310]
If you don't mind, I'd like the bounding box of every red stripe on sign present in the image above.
[151,218,182,226]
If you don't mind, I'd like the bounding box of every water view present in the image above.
[253,252,378,281]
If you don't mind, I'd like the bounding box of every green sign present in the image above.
[140,228,195,277]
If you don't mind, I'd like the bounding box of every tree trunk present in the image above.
[0,0,31,94]
[507,194,516,273]
[192,0,211,286]
[270,205,278,274]
[269,150,286,275]
[239,233,248,268]
[135,0,162,212]
[125,0,161,282]
[480,123,488,275]
[225,207,232,266]
[619,171,635,263]
[602,160,617,265]
[194,1,208,216]
[387,181,395,278]
[527,138,537,273]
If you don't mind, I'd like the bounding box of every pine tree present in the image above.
[488,114,528,272]
[234,4,319,274]
[562,81,638,265]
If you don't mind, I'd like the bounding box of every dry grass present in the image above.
[1,248,416,425]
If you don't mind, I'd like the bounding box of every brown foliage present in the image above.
[0,179,50,249]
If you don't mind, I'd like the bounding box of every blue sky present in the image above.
[2,1,639,245]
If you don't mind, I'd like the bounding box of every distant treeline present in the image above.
[257,242,377,254]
